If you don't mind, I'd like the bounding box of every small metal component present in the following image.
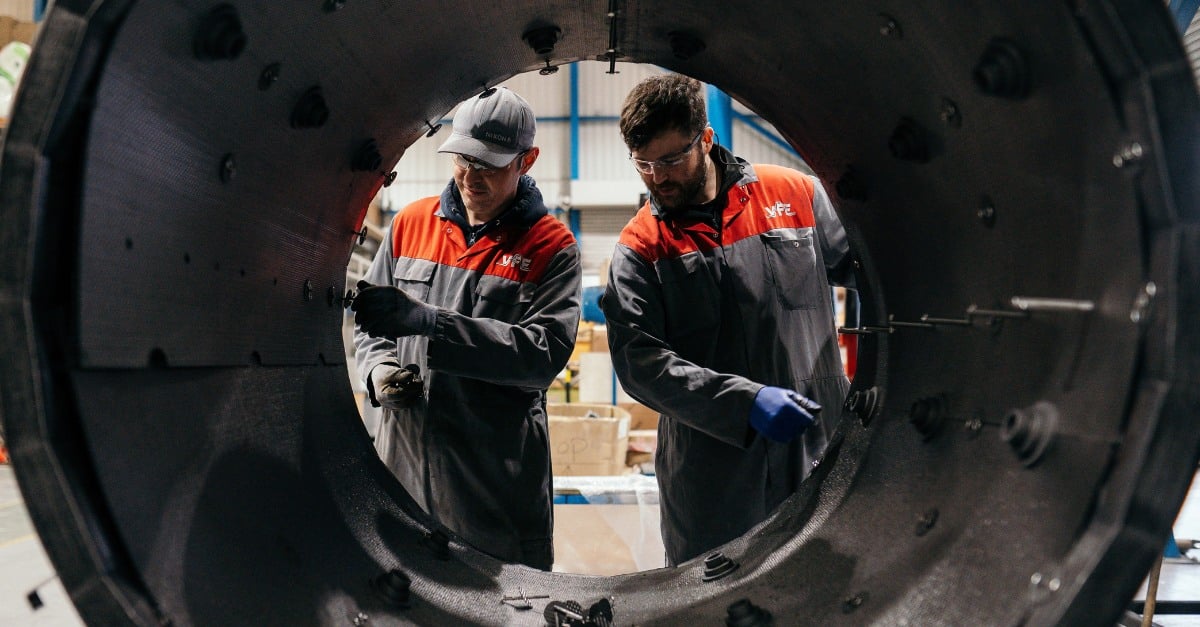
[966,304,1028,319]
[1112,142,1145,168]
[1010,296,1095,312]
[939,97,961,128]
[423,529,451,559]
[915,508,939,536]
[383,171,398,187]
[909,396,945,440]
[480,85,497,97]
[539,59,559,76]
[668,31,706,60]
[964,415,984,438]
[702,551,739,581]
[920,314,971,326]
[324,0,346,12]
[605,0,620,74]
[977,196,996,227]
[888,317,935,329]
[523,25,562,55]
[353,139,383,172]
[878,14,902,39]
[219,153,236,183]
[544,600,586,626]
[357,225,368,246]
[587,598,614,627]
[889,117,932,163]
[837,326,892,335]
[303,279,314,301]
[1002,401,1059,467]
[973,38,1031,99]
[326,286,338,307]
[352,611,369,626]
[501,589,550,611]
[1130,281,1156,323]
[194,4,246,61]
[844,386,880,423]
[841,591,868,613]
[372,568,411,608]
[258,62,281,90]
[726,598,772,627]
[423,120,443,138]
[291,86,329,129]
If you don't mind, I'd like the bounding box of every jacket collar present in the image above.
[436,175,548,232]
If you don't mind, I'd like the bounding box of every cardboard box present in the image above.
[0,15,36,46]
[547,403,630,476]
[589,325,608,353]
[617,401,659,431]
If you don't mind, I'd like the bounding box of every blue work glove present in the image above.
[749,386,821,443]
[352,280,438,338]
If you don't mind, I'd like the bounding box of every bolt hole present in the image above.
[183,253,191,264]
[124,238,133,250]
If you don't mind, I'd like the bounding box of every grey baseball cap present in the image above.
[437,87,536,167]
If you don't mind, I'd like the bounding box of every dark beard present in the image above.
[651,158,709,212]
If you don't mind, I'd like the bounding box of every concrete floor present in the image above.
[1,463,1197,626]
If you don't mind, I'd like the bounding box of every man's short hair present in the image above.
[619,74,708,151]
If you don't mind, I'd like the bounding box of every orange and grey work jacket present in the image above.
[354,176,581,569]
[602,151,853,566]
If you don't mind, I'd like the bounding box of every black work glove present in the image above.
[352,280,438,338]
[369,363,424,410]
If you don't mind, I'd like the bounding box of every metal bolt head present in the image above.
[1113,142,1144,168]
[878,14,902,38]
[219,153,236,183]
[258,63,281,90]
[303,279,314,301]
[352,612,369,626]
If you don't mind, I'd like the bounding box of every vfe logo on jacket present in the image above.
[498,254,533,272]
[764,201,795,219]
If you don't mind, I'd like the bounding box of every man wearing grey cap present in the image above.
[352,87,581,569]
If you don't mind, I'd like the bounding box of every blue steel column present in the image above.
[1170,0,1200,31]
[34,0,46,21]
[568,63,581,242]
[706,83,732,151]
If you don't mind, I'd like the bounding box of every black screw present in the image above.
[357,225,369,246]
[423,530,450,559]
[878,14,902,39]
[539,59,559,76]
[372,568,411,608]
[353,139,383,172]
[219,153,236,183]
[522,25,562,55]
[977,196,997,227]
[939,97,961,128]
[383,171,398,187]
[423,120,442,138]
[668,31,707,60]
[291,86,329,129]
[974,38,1031,99]
[841,592,868,613]
[258,62,281,90]
[888,117,931,163]
[194,4,246,61]
[726,599,772,627]
[702,551,739,581]
[915,508,939,536]
[480,85,497,97]
[909,396,944,440]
